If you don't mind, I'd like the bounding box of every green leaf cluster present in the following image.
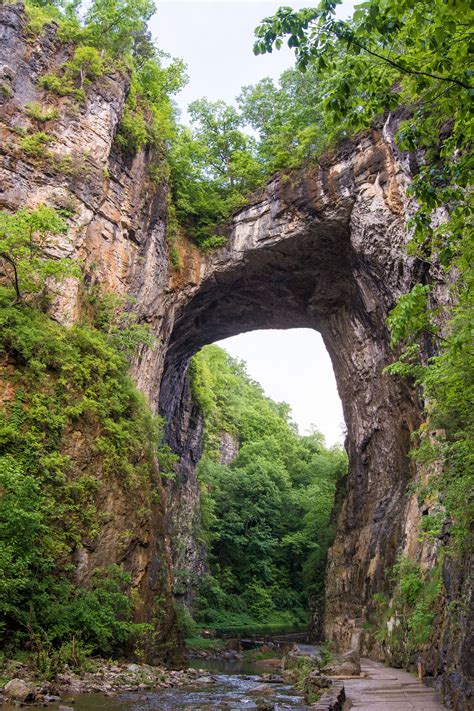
[0,205,79,304]
[168,99,264,248]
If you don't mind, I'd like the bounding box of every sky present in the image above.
[150,1,355,445]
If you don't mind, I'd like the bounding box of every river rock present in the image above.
[249,683,273,696]
[256,701,275,711]
[126,663,142,673]
[3,678,36,702]
[261,673,284,683]
[195,675,215,684]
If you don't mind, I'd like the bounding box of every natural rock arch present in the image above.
[158,124,424,651]
[1,7,467,696]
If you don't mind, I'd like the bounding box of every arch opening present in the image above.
[157,187,421,651]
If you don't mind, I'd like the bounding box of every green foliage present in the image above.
[37,45,103,102]
[0,260,165,663]
[185,636,226,652]
[37,73,85,102]
[169,100,263,248]
[0,292,165,660]
[238,65,347,173]
[24,0,64,35]
[254,2,472,112]
[113,36,186,163]
[175,603,198,638]
[369,556,442,666]
[84,285,155,361]
[115,98,150,152]
[0,205,78,304]
[387,285,434,348]
[0,82,13,99]
[84,0,156,57]
[19,131,53,158]
[65,46,104,88]
[189,345,347,634]
[25,102,60,123]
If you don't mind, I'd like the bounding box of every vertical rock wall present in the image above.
[0,3,182,661]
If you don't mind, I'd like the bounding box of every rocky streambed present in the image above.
[0,661,201,707]
[0,659,307,710]
[0,647,356,709]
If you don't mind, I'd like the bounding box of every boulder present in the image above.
[3,678,36,702]
[322,653,361,677]
[304,670,331,704]
[249,683,273,696]
[195,675,215,684]
[342,649,360,665]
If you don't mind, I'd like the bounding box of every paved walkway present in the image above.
[344,658,446,710]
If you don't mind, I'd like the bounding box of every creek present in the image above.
[1,659,310,710]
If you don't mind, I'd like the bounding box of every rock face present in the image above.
[0,5,471,705]
[3,679,36,702]
[160,120,425,657]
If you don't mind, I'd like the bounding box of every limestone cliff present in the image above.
[0,4,471,706]
[0,2,182,662]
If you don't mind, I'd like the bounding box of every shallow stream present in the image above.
[1,659,310,710]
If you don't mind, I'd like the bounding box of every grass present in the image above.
[243,648,283,662]
[185,636,226,652]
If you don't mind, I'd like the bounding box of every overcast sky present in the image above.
[151,1,355,445]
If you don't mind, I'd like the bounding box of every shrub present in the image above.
[24,0,61,35]
[369,556,442,667]
[0,205,77,304]
[38,74,85,103]
[19,131,52,158]
[65,46,104,88]
[115,104,150,152]
[25,102,59,123]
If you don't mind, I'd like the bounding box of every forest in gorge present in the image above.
[186,346,346,638]
[0,0,472,704]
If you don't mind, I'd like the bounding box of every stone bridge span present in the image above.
[158,123,425,652]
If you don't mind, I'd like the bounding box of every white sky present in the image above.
[151,1,355,445]
[220,330,347,445]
